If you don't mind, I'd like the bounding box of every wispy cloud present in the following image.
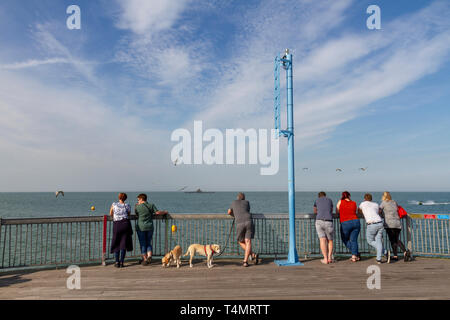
[187,0,450,153]
[114,0,191,35]
[30,23,100,86]
[0,58,70,70]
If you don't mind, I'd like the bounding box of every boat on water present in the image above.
[184,188,215,194]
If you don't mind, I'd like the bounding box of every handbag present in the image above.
[397,205,408,219]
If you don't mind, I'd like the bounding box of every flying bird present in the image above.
[55,191,64,198]
[302,168,309,171]
[336,168,343,172]
[359,167,368,171]
[173,158,179,166]
[177,186,188,191]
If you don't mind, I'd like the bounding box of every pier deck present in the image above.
[1,257,449,300]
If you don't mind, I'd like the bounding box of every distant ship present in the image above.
[184,188,215,194]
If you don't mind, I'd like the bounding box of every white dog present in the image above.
[183,244,221,268]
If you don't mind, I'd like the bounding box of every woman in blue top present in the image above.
[109,193,133,268]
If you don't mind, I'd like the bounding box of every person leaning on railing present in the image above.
[358,193,388,264]
[313,191,335,264]
[379,191,411,262]
[109,193,134,268]
[228,192,259,267]
[135,193,168,265]
[336,191,361,262]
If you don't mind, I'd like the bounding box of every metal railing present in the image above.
[0,213,448,270]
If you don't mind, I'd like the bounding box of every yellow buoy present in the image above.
[91,206,95,211]
[171,225,177,233]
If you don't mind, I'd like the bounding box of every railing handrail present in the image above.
[0,212,449,270]
[0,213,342,225]
[1,212,447,225]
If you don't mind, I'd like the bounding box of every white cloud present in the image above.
[188,0,450,153]
[0,69,172,191]
[115,0,191,35]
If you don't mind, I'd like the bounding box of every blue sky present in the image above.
[0,0,449,192]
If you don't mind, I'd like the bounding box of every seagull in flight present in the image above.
[177,186,188,191]
[302,167,309,171]
[336,168,343,172]
[55,191,64,198]
[359,167,368,171]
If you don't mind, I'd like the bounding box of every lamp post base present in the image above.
[274,259,304,266]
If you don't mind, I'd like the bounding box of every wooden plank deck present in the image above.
[1,257,449,300]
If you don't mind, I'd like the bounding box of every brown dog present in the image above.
[183,244,221,268]
[162,245,182,268]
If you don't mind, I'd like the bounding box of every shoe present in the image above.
[376,259,382,264]
[119,262,125,268]
[146,257,152,265]
[404,250,410,262]
[141,259,148,266]
[114,262,120,268]
[252,253,259,265]
[243,261,249,267]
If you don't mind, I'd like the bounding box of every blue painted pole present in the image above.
[286,52,300,264]
[275,49,303,266]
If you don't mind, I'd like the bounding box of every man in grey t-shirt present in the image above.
[228,192,259,267]
[313,191,334,264]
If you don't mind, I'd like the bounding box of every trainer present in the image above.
[228,192,259,267]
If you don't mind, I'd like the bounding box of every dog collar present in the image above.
[205,245,215,255]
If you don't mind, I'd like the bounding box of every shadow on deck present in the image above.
[1,257,449,300]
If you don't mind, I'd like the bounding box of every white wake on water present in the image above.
[408,200,450,206]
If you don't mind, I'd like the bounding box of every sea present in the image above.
[1,191,449,219]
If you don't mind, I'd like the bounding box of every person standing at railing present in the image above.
[135,193,168,265]
[109,193,133,268]
[228,192,259,267]
[336,191,361,262]
[379,191,411,262]
[358,193,387,264]
[313,191,334,264]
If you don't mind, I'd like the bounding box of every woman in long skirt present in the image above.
[110,193,133,268]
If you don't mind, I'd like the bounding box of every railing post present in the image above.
[102,215,107,266]
[164,215,169,254]
[406,215,414,259]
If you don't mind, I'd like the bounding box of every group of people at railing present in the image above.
[109,192,259,268]
[314,191,412,264]
[109,193,167,268]
[109,190,413,268]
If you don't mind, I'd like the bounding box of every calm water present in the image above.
[0,192,449,219]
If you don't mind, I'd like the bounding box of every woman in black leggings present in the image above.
[379,192,411,262]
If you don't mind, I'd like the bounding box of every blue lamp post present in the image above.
[274,49,303,266]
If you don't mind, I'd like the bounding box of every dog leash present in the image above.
[215,218,235,257]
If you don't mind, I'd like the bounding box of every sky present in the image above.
[0,0,450,192]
